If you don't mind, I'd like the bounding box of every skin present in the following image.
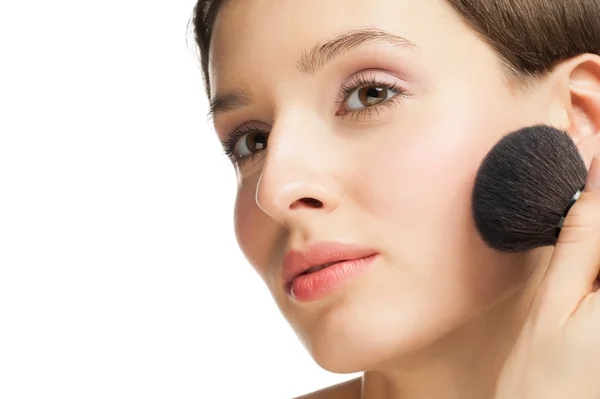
[206,0,600,398]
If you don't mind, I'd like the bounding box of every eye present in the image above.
[346,85,397,111]
[220,125,268,165]
[336,74,408,118]
[232,130,267,159]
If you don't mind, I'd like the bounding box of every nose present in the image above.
[255,117,343,227]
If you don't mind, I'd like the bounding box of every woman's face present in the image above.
[209,0,557,372]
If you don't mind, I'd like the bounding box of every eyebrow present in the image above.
[207,28,418,120]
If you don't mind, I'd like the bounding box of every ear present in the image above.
[553,55,600,169]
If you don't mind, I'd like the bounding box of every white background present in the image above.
[0,1,357,398]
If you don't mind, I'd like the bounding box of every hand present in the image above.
[494,156,600,399]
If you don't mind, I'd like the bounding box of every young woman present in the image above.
[191,1,600,398]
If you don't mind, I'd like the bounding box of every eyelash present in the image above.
[221,75,408,166]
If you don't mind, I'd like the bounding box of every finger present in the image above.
[536,156,600,322]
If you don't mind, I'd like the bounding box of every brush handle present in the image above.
[554,183,586,240]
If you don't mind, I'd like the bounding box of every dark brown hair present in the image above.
[190,0,600,99]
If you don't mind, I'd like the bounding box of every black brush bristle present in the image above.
[472,124,588,252]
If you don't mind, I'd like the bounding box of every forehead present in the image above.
[208,0,496,95]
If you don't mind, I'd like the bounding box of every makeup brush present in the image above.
[472,124,588,252]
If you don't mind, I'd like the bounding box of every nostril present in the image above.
[290,197,323,209]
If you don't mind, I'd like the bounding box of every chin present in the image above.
[294,300,467,374]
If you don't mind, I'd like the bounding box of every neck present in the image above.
[361,248,552,399]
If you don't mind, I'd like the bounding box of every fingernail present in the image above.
[586,156,600,192]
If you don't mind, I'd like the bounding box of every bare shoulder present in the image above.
[293,377,362,399]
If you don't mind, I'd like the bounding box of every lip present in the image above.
[282,241,378,285]
[286,254,379,301]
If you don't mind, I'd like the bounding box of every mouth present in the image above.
[285,254,379,301]
[297,260,349,276]
[281,241,379,290]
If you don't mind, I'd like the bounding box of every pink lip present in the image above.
[282,242,379,301]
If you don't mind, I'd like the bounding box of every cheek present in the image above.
[233,181,274,278]
[349,101,526,297]
[354,106,497,241]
